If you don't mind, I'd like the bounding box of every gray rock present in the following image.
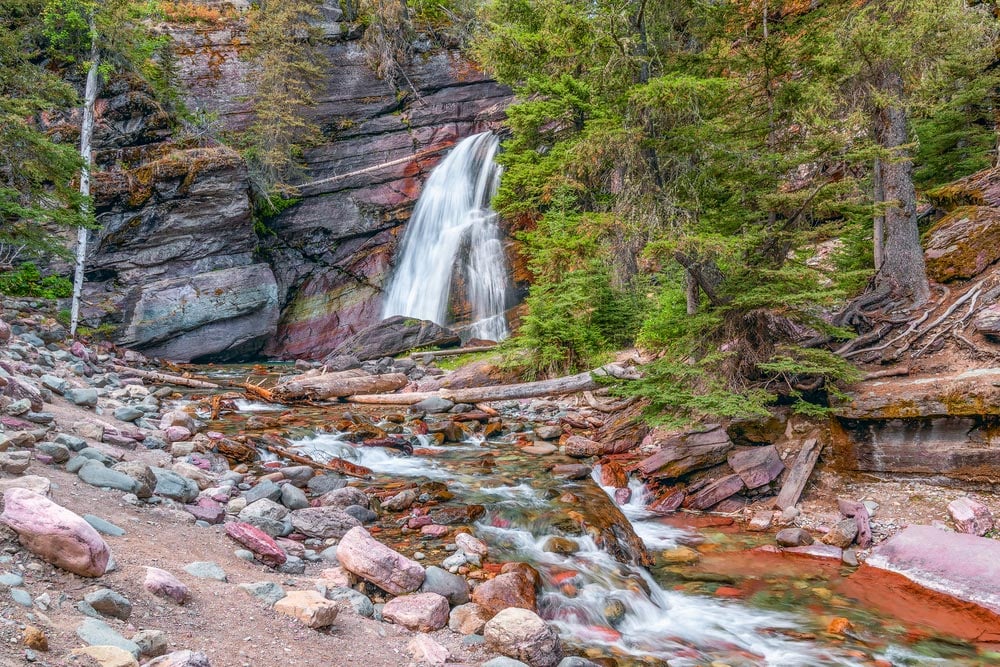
[10,588,32,607]
[35,441,70,463]
[412,396,455,413]
[776,527,814,547]
[152,468,199,503]
[114,406,145,422]
[238,581,286,606]
[5,398,31,415]
[342,504,377,524]
[24,411,54,424]
[78,460,141,493]
[383,488,417,511]
[111,461,156,498]
[324,316,461,363]
[84,588,132,620]
[822,519,859,548]
[83,514,126,537]
[318,485,369,509]
[277,555,305,574]
[279,465,314,487]
[481,659,530,667]
[420,566,470,606]
[307,474,347,494]
[0,572,24,588]
[76,618,140,657]
[77,447,118,466]
[321,586,374,617]
[280,483,310,510]
[244,479,282,504]
[54,433,88,451]
[557,659,601,667]
[238,499,290,537]
[290,506,361,539]
[67,388,99,407]
[183,561,227,581]
[39,375,68,394]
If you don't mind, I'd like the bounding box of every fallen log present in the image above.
[774,437,821,510]
[346,363,638,405]
[265,444,373,479]
[112,364,220,389]
[273,371,408,401]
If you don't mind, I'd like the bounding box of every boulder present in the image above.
[472,571,537,618]
[273,590,339,629]
[563,435,603,459]
[317,486,369,509]
[78,460,141,494]
[684,474,745,511]
[382,592,450,631]
[484,608,562,667]
[0,488,110,577]
[289,506,361,539]
[323,316,460,363]
[636,426,734,480]
[336,526,425,595]
[118,264,279,363]
[420,565,470,605]
[727,445,784,489]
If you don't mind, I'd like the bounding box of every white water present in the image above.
[593,467,690,552]
[381,132,511,341]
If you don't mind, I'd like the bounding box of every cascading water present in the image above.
[381,132,511,341]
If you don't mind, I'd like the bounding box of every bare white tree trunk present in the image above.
[70,31,99,338]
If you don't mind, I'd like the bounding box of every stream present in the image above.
[192,366,995,667]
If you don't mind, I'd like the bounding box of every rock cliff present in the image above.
[81,3,510,361]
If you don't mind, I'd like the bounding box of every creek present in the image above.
[193,366,995,667]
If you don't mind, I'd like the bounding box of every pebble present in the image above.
[10,588,33,607]
[239,581,286,606]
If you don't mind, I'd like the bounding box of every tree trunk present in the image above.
[872,69,929,305]
[70,32,99,337]
[684,269,699,315]
[272,371,408,401]
[873,158,885,271]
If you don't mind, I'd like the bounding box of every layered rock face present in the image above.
[82,3,509,361]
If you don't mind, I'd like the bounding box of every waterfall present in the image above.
[382,132,511,341]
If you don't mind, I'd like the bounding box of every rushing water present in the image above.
[381,132,511,341]
[197,383,995,666]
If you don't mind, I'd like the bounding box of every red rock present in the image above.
[382,592,450,631]
[185,499,224,524]
[224,522,287,567]
[685,474,745,511]
[144,567,189,604]
[163,426,192,443]
[714,586,743,597]
[727,445,784,489]
[408,515,433,529]
[648,489,684,514]
[472,572,537,618]
[599,462,628,488]
[614,488,632,505]
[0,488,110,577]
[337,526,425,595]
[782,544,843,560]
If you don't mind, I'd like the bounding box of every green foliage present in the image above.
[240,0,327,202]
[471,0,998,422]
[0,263,73,299]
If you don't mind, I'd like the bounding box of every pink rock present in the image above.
[185,499,224,524]
[948,497,994,536]
[455,533,488,557]
[0,319,10,344]
[484,608,562,667]
[163,426,192,443]
[867,524,1000,617]
[0,488,110,577]
[144,566,189,604]
[614,487,632,505]
[472,571,537,618]
[421,524,449,537]
[407,634,450,665]
[70,341,89,360]
[782,544,843,560]
[336,526,425,595]
[144,649,211,666]
[408,515,433,529]
[159,410,196,432]
[382,592,450,631]
[224,522,287,567]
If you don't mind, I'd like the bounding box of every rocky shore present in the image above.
[0,298,999,666]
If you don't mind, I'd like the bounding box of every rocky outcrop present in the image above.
[323,316,461,362]
[78,11,510,361]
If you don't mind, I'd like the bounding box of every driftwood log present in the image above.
[346,363,638,405]
[774,437,822,509]
[272,370,409,401]
[112,365,220,389]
